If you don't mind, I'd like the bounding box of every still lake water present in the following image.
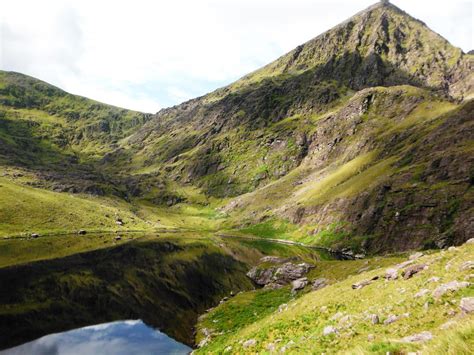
[1,320,191,355]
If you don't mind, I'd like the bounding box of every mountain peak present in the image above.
[227,1,470,100]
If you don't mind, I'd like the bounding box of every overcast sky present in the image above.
[1,0,472,113]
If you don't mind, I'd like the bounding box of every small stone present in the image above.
[266,343,275,352]
[384,314,401,325]
[323,326,337,336]
[447,246,457,251]
[370,314,379,324]
[409,252,424,260]
[31,233,40,238]
[339,315,352,325]
[465,238,474,245]
[115,236,122,241]
[414,289,430,298]
[330,312,344,321]
[427,276,440,283]
[367,334,375,341]
[401,331,433,343]
[78,230,87,235]
[460,297,474,313]
[312,278,328,291]
[352,279,373,289]
[440,320,457,330]
[278,303,288,313]
[243,339,256,348]
[224,346,232,353]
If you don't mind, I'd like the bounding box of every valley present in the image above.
[0,1,473,353]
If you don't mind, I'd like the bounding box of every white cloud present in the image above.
[1,0,472,112]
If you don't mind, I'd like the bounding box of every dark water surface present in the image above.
[0,234,325,351]
[1,320,191,355]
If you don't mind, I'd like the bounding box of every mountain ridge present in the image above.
[0,2,473,254]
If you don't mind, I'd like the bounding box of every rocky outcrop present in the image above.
[247,260,314,289]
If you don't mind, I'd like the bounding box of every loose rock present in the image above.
[352,279,372,289]
[384,268,398,280]
[414,289,430,298]
[369,314,379,324]
[432,281,470,299]
[291,277,308,292]
[402,264,427,279]
[409,252,424,260]
[243,339,256,348]
[312,278,328,291]
[323,326,337,336]
[401,331,433,343]
[460,261,474,271]
[460,297,474,314]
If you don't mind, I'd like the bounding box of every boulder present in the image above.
[247,262,314,287]
[396,260,414,269]
[402,264,427,279]
[460,297,474,314]
[384,268,398,280]
[274,262,314,283]
[460,261,474,271]
[465,238,474,245]
[312,278,328,291]
[432,281,470,299]
[291,277,308,292]
[401,331,433,343]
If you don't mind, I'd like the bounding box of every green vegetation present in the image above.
[196,243,474,353]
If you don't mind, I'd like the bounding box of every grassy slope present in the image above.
[196,242,474,354]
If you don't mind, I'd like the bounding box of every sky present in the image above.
[1,0,472,113]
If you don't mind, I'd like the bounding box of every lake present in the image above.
[1,320,191,355]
